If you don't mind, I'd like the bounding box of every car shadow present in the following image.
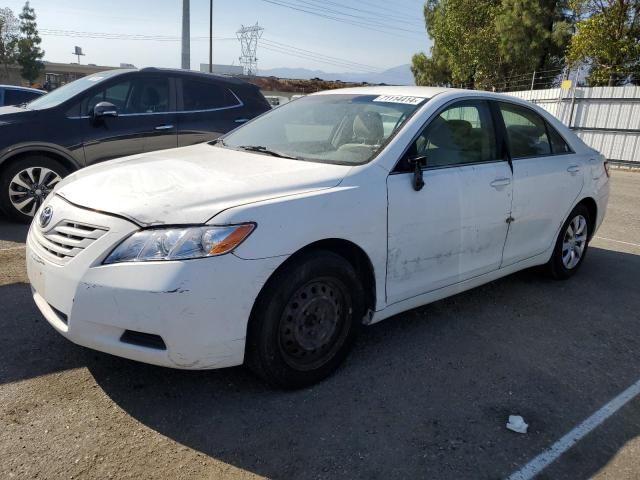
[0,215,29,244]
[2,246,640,478]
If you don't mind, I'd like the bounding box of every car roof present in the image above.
[310,85,531,103]
[137,67,253,86]
[0,84,46,93]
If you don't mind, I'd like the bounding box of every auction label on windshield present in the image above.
[373,95,425,105]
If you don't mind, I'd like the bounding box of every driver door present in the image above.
[386,99,513,303]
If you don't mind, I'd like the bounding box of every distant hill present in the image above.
[258,64,414,85]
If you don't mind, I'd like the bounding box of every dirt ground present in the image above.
[1,170,639,480]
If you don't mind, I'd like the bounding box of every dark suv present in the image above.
[0,68,270,222]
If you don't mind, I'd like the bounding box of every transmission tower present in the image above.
[236,23,264,76]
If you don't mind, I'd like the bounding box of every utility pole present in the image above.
[209,0,213,73]
[181,0,190,70]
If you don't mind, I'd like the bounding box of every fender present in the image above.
[0,142,83,171]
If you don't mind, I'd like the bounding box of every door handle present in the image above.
[567,165,580,174]
[490,178,511,188]
[154,124,174,130]
[234,118,249,124]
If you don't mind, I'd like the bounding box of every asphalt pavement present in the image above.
[1,170,639,479]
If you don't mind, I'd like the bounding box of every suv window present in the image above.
[182,78,240,111]
[4,89,40,106]
[499,102,551,158]
[411,100,497,168]
[85,77,170,115]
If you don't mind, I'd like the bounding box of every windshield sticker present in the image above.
[373,95,425,105]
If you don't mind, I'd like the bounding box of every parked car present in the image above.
[0,85,45,106]
[26,87,610,387]
[0,68,271,222]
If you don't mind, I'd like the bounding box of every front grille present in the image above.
[33,220,108,263]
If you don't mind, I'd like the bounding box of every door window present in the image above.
[181,79,240,111]
[85,80,132,115]
[409,100,497,168]
[84,78,170,115]
[499,102,551,158]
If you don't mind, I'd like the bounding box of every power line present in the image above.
[260,43,376,72]
[39,28,236,42]
[257,0,425,39]
[262,38,382,71]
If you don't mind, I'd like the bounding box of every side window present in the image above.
[499,102,551,158]
[181,79,240,111]
[85,80,133,115]
[125,77,170,114]
[411,100,497,168]
[547,122,572,154]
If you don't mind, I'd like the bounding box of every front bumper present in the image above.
[26,195,284,369]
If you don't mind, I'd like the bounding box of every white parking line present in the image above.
[594,236,640,248]
[508,378,640,480]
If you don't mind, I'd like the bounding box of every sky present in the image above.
[2,0,431,74]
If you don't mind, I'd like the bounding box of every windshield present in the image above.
[220,94,427,165]
[27,70,127,110]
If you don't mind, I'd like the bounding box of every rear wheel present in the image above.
[546,204,590,279]
[0,155,69,223]
[246,251,365,388]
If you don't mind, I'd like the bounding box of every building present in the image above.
[199,63,243,76]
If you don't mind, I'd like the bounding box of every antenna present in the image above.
[236,23,263,76]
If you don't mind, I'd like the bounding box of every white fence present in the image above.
[507,86,640,165]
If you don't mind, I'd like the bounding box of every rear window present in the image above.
[181,79,241,111]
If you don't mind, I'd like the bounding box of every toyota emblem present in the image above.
[39,206,53,228]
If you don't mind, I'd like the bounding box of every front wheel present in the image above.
[246,251,365,388]
[0,156,70,223]
[546,204,591,279]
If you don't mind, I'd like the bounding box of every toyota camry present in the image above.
[26,87,610,387]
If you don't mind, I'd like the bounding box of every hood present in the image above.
[56,143,352,225]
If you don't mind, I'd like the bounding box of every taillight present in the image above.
[604,159,611,178]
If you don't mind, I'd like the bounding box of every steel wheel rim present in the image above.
[278,278,351,371]
[562,214,588,269]
[9,166,61,217]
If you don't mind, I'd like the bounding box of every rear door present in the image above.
[176,76,245,147]
[496,101,584,266]
[386,99,513,303]
[81,74,177,165]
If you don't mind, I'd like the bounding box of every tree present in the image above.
[0,8,19,74]
[16,2,44,85]
[412,0,575,89]
[567,0,640,85]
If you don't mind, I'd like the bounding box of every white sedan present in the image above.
[26,87,610,387]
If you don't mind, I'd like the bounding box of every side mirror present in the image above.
[93,101,118,119]
[407,155,427,191]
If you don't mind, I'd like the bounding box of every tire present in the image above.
[546,204,591,280]
[0,155,70,223]
[246,250,365,388]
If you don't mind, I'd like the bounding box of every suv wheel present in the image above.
[0,155,69,223]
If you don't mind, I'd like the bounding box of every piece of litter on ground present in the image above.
[506,415,528,434]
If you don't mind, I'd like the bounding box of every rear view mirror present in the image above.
[93,101,118,119]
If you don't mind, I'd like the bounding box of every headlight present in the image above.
[103,224,255,264]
